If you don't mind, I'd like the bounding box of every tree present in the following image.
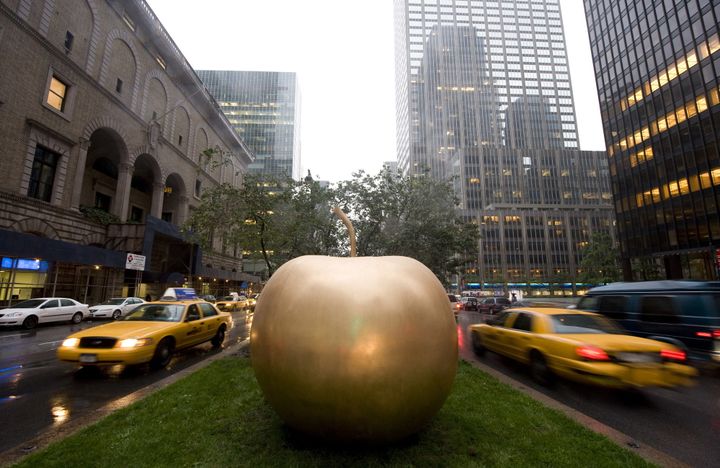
[578,232,621,285]
[184,174,341,278]
[335,169,479,286]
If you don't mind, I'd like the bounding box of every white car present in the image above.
[0,298,89,329]
[89,297,146,320]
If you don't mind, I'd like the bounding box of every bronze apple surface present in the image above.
[250,255,458,442]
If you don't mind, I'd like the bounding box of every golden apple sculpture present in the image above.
[250,208,457,442]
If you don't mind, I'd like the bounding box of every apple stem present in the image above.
[332,207,357,257]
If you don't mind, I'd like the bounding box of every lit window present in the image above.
[47,76,67,111]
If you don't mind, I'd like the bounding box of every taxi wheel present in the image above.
[150,338,174,370]
[71,312,83,324]
[529,350,554,386]
[112,310,122,320]
[22,315,38,330]
[471,332,486,356]
[211,325,226,348]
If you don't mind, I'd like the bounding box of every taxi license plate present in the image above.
[79,354,98,363]
[616,352,659,364]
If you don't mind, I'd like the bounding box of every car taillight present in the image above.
[576,345,610,361]
[695,330,720,339]
[660,349,686,362]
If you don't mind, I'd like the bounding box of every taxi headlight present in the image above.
[118,338,154,348]
[62,338,80,347]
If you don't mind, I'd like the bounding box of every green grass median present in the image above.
[15,357,652,467]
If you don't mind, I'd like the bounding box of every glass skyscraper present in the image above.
[584,0,720,280]
[395,0,616,294]
[197,70,301,180]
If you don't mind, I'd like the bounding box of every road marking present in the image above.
[0,333,30,340]
[38,340,64,347]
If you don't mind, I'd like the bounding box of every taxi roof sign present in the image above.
[160,287,198,300]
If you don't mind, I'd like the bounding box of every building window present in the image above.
[64,31,74,51]
[130,206,144,223]
[95,192,111,212]
[27,146,59,202]
[46,76,67,112]
[178,134,183,146]
[195,179,202,198]
[116,78,123,94]
[161,212,173,223]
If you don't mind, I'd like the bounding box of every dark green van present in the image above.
[576,281,720,366]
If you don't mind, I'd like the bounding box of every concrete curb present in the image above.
[461,354,688,468]
[0,337,250,467]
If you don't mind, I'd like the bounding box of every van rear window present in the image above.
[598,295,629,320]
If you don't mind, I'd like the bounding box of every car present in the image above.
[575,281,720,366]
[478,296,512,315]
[468,307,698,388]
[215,294,249,312]
[447,294,462,315]
[89,297,146,320]
[199,294,217,304]
[0,298,89,329]
[460,296,479,311]
[57,299,232,369]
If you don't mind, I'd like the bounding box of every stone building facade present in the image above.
[0,0,256,306]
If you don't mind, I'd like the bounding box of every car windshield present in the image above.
[219,296,236,301]
[551,314,622,334]
[124,304,184,322]
[101,298,126,305]
[10,299,46,308]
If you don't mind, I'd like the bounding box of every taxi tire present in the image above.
[71,312,83,324]
[529,350,555,386]
[471,331,486,356]
[112,310,122,320]
[150,338,174,370]
[211,325,226,348]
[22,315,38,330]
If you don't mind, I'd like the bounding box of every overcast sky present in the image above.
[146,0,604,183]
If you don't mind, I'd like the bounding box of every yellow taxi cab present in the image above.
[215,293,249,312]
[468,307,697,388]
[57,295,232,370]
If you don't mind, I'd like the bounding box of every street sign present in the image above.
[126,253,146,271]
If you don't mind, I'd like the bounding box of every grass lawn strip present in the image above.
[14,358,653,468]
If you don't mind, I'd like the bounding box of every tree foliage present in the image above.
[185,169,479,285]
[578,232,621,285]
[335,169,479,285]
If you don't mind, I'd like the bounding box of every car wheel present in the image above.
[211,325,226,348]
[529,350,554,386]
[471,331,486,356]
[22,315,38,330]
[71,312,83,324]
[150,338,174,370]
[112,309,122,320]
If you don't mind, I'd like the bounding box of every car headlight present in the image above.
[117,338,154,348]
[62,338,80,347]
[7,312,25,318]
[89,309,97,313]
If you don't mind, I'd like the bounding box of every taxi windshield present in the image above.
[551,314,622,334]
[219,296,236,301]
[124,304,184,322]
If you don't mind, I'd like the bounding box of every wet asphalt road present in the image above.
[458,310,720,467]
[0,310,252,454]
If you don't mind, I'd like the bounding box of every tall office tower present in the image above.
[584,1,720,280]
[395,0,615,295]
[197,70,301,180]
[504,96,563,149]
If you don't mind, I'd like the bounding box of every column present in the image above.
[177,195,189,226]
[112,162,133,222]
[151,181,165,219]
[70,138,90,210]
